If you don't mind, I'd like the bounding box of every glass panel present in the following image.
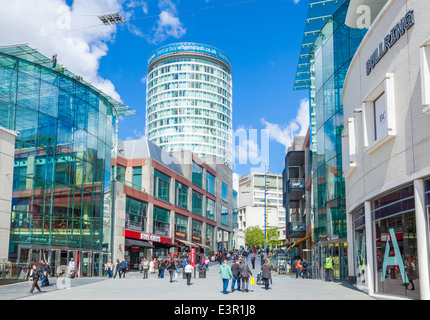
[0,101,15,130]
[206,172,215,195]
[39,81,59,117]
[175,181,188,209]
[192,190,203,216]
[0,67,17,104]
[17,72,40,110]
[192,162,203,188]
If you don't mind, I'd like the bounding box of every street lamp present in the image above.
[98,11,125,25]
[264,164,269,250]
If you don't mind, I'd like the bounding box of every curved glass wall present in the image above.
[146,44,233,166]
[308,2,367,280]
[0,48,122,260]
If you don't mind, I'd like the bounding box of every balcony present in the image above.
[288,178,305,205]
[286,221,306,238]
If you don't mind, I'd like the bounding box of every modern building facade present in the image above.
[294,0,367,281]
[112,138,235,269]
[0,44,134,277]
[145,42,233,166]
[238,172,286,247]
[282,131,312,262]
[342,0,430,299]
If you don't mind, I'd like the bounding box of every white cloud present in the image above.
[0,0,124,102]
[149,0,186,44]
[261,98,309,153]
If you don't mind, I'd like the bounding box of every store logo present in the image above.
[366,10,415,75]
[380,228,408,283]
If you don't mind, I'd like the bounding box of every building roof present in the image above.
[294,0,347,91]
[0,43,135,117]
[118,138,183,176]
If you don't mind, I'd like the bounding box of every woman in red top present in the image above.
[295,259,302,279]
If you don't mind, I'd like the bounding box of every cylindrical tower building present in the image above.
[146,42,233,165]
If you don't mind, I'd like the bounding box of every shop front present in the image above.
[124,229,173,263]
[312,239,348,281]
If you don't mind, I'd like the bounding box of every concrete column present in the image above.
[414,179,430,300]
[346,207,355,284]
[364,201,375,295]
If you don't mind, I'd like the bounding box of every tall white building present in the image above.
[237,172,285,248]
[145,42,233,166]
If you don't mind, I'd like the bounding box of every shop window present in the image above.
[362,73,396,153]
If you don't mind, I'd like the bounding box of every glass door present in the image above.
[93,253,101,277]
[81,251,91,277]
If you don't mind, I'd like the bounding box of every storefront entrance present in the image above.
[17,245,110,277]
[312,240,348,281]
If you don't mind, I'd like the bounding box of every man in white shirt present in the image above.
[184,262,194,286]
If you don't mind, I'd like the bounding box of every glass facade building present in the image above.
[294,0,367,280]
[145,42,233,166]
[0,44,134,275]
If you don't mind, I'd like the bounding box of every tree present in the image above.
[267,227,281,248]
[245,226,264,248]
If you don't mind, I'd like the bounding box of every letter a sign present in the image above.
[381,228,409,284]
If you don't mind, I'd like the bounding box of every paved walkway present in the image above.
[0,259,376,300]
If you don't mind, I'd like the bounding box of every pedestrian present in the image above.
[168,259,176,283]
[52,53,57,68]
[219,260,233,294]
[261,260,272,290]
[28,265,43,295]
[230,259,241,292]
[405,262,416,290]
[205,256,210,271]
[295,259,302,279]
[184,261,194,286]
[120,259,128,278]
[325,255,334,281]
[260,252,265,266]
[105,259,114,279]
[68,258,76,278]
[239,259,253,292]
[142,258,149,279]
[251,255,256,269]
[140,258,144,273]
[113,259,121,278]
[149,259,155,274]
[159,259,166,279]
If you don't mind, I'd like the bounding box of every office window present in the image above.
[175,181,188,210]
[206,198,215,220]
[221,205,229,226]
[116,165,126,183]
[125,197,147,232]
[154,169,170,202]
[192,162,203,188]
[222,182,228,202]
[175,214,188,234]
[153,206,170,237]
[192,190,203,216]
[206,172,215,195]
[132,166,142,189]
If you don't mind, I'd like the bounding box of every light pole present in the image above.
[264,164,269,250]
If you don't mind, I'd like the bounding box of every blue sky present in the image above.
[1,0,310,180]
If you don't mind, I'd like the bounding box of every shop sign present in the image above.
[190,248,196,267]
[366,10,415,75]
[192,235,202,243]
[124,229,171,244]
[175,231,187,240]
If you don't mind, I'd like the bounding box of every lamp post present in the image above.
[264,165,269,250]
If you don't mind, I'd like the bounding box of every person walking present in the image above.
[168,259,176,283]
[205,256,210,271]
[105,259,114,279]
[113,259,122,279]
[325,255,334,281]
[120,259,128,278]
[251,255,256,269]
[405,262,416,290]
[142,258,149,279]
[219,260,233,294]
[261,260,272,290]
[68,258,76,278]
[140,259,144,274]
[149,259,155,274]
[301,260,309,279]
[28,265,43,295]
[159,259,166,279]
[184,261,194,286]
[295,259,302,279]
[260,252,265,267]
[239,259,253,292]
[230,259,241,292]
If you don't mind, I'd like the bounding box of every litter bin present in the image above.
[198,267,206,278]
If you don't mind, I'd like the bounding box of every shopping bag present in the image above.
[250,277,255,285]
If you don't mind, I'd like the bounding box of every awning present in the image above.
[125,238,154,249]
[197,243,212,250]
[177,239,199,248]
[287,234,311,251]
